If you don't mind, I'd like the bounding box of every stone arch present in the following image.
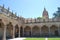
[0,19,5,40]
[32,25,40,37]
[20,26,23,37]
[41,25,49,36]
[0,19,4,28]
[6,22,13,39]
[50,25,58,36]
[15,24,19,38]
[24,26,31,37]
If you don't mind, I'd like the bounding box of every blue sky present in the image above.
[0,0,60,18]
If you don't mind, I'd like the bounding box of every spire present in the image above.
[1,4,4,12]
[8,7,9,11]
[11,10,14,17]
[44,7,46,11]
[15,12,17,16]
[42,7,49,19]
[7,7,10,14]
[12,10,13,15]
[18,13,19,17]
[17,13,20,19]
[2,4,4,8]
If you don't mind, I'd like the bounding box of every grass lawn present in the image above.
[48,38,60,40]
[24,38,60,40]
[24,38,45,40]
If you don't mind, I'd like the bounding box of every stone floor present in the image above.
[8,38,26,40]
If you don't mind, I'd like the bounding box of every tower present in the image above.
[42,8,49,20]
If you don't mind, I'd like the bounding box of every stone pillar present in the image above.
[13,26,15,38]
[40,27,41,36]
[23,27,24,37]
[59,26,60,36]
[19,26,20,37]
[58,26,59,36]
[48,27,50,36]
[3,25,6,40]
[31,28,32,37]
[59,25,60,36]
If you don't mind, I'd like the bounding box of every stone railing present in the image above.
[25,20,60,24]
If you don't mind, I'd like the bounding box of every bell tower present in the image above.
[42,8,49,19]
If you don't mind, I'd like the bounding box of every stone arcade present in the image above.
[0,5,60,40]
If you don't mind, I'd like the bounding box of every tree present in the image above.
[37,17,42,19]
[53,7,60,18]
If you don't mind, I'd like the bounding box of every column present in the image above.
[40,27,41,36]
[13,26,15,38]
[19,26,20,37]
[58,26,60,36]
[58,26,59,36]
[31,28,32,37]
[3,25,6,40]
[48,27,50,37]
[23,27,24,37]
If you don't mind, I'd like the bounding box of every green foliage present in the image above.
[37,17,42,19]
[53,7,60,18]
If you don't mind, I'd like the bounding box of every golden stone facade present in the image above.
[0,5,60,40]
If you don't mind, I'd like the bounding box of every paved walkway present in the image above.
[45,38,48,40]
[8,38,48,40]
[8,38,26,40]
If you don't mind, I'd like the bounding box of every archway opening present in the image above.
[50,25,58,36]
[41,25,49,37]
[0,19,4,40]
[20,26,23,37]
[6,22,13,39]
[24,26,31,37]
[15,24,19,38]
[32,26,40,37]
